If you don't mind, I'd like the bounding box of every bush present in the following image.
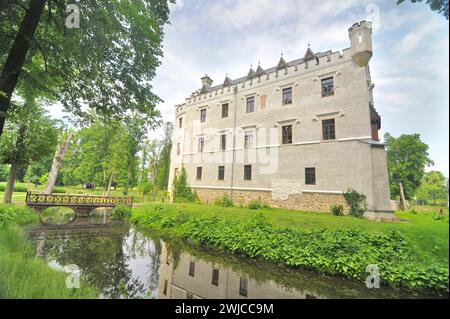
[215,194,234,207]
[330,204,344,216]
[0,205,37,227]
[343,190,366,217]
[248,198,271,210]
[111,205,132,220]
[0,183,28,193]
[173,168,197,202]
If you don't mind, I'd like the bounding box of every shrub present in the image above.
[173,168,197,202]
[248,198,271,210]
[0,183,28,192]
[111,205,132,220]
[215,194,234,207]
[0,206,37,227]
[343,190,366,217]
[330,204,344,216]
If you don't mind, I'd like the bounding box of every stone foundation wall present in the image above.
[192,188,348,213]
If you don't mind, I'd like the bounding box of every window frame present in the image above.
[212,268,220,286]
[246,96,255,113]
[322,118,336,141]
[244,131,254,149]
[222,103,229,118]
[321,77,335,97]
[282,87,293,105]
[282,125,293,144]
[220,134,227,151]
[189,261,196,277]
[218,166,225,181]
[244,165,252,181]
[239,277,248,297]
[196,167,202,181]
[305,167,316,185]
[200,109,207,123]
[179,117,183,128]
[198,137,205,153]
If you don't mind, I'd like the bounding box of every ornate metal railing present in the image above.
[25,192,133,207]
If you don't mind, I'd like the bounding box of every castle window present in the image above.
[218,166,225,181]
[322,119,336,140]
[321,77,334,97]
[212,269,220,286]
[222,103,229,118]
[283,87,293,105]
[244,165,252,181]
[179,117,183,128]
[200,109,207,123]
[305,168,316,185]
[246,97,255,113]
[282,125,293,144]
[244,131,254,148]
[198,137,205,152]
[176,143,181,156]
[220,134,227,151]
[189,261,196,277]
[186,293,194,299]
[163,279,168,295]
[174,168,179,177]
[196,167,202,180]
[239,277,248,297]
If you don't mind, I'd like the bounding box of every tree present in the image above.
[43,132,74,194]
[384,133,434,200]
[415,171,449,205]
[397,0,449,19]
[155,122,173,190]
[0,94,59,203]
[1,0,173,136]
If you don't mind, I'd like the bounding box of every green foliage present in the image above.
[0,205,37,227]
[173,168,197,202]
[0,183,28,193]
[131,208,448,293]
[384,133,434,200]
[248,198,271,210]
[111,206,132,220]
[215,194,235,207]
[330,204,344,216]
[0,164,9,182]
[415,171,448,206]
[343,190,366,217]
[0,206,96,298]
[397,0,448,19]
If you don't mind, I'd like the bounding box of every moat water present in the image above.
[25,210,430,299]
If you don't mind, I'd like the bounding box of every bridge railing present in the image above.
[25,192,133,207]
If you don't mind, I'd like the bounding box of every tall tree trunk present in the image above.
[43,133,74,195]
[0,0,46,136]
[3,158,20,204]
[124,162,132,195]
[105,172,114,197]
[399,182,408,211]
[4,124,27,203]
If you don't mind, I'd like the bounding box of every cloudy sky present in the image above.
[150,0,449,176]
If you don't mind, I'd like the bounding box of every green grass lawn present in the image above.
[134,202,449,267]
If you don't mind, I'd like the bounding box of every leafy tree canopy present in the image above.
[384,132,434,200]
[397,0,449,19]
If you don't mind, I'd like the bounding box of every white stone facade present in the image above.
[168,21,393,217]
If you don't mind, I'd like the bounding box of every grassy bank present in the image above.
[0,205,97,299]
[131,203,449,294]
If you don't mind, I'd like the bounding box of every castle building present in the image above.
[168,21,393,219]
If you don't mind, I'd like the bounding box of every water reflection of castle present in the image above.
[158,243,318,299]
